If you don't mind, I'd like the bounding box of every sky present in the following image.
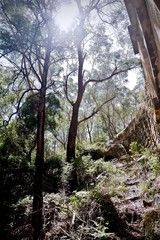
[127,69,137,90]
[55,1,78,31]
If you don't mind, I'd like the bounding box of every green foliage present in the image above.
[0,68,18,124]
[129,143,160,198]
[131,143,160,175]
[10,191,118,239]
[129,141,143,156]
[0,122,29,160]
[71,155,99,188]
[94,162,126,197]
[43,155,64,193]
[142,149,160,175]
[61,161,73,190]
[69,190,91,209]
[0,0,146,238]
[70,155,126,197]
[69,191,114,240]
[18,92,61,134]
[0,128,65,238]
[12,196,32,234]
[139,181,151,196]
[0,127,34,238]
[45,92,62,132]
[19,94,38,133]
[0,0,40,54]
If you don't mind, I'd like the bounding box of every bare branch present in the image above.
[89,0,101,12]
[97,0,120,10]
[22,55,35,91]
[78,96,115,125]
[97,9,114,25]
[3,56,21,71]
[84,65,136,89]
[52,131,66,149]
[0,88,37,128]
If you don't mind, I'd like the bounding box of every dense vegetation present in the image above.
[2,0,158,239]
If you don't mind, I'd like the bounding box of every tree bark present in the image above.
[32,85,45,239]
[66,25,84,162]
[87,122,93,144]
[32,25,52,239]
[66,103,80,162]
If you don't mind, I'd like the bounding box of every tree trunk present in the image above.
[66,41,84,163]
[87,122,93,144]
[32,86,46,239]
[32,25,52,239]
[66,103,79,162]
[66,12,84,163]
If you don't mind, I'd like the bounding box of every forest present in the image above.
[0,0,160,239]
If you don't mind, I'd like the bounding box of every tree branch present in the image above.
[64,69,77,106]
[84,65,136,89]
[89,0,101,12]
[78,96,115,125]
[0,88,37,128]
[52,131,66,149]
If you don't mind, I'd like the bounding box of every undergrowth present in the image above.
[10,153,126,240]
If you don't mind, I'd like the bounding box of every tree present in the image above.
[0,0,141,237]
[63,0,138,162]
[0,121,35,239]
[0,0,63,238]
[16,92,61,161]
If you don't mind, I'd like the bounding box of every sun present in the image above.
[55,2,78,31]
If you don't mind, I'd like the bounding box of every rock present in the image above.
[104,143,128,160]
[82,143,128,160]
[82,148,104,160]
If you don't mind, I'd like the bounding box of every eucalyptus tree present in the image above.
[62,0,138,162]
[88,70,144,142]
[94,85,141,141]
[0,0,64,238]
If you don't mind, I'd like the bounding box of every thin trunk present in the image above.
[87,122,93,144]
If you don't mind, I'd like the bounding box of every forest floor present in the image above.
[10,144,160,240]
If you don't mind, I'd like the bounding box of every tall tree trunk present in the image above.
[66,102,83,191]
[32,26,52,239]
[32,85,46,239]
[66,8,85,163]
[66,39,84,162]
